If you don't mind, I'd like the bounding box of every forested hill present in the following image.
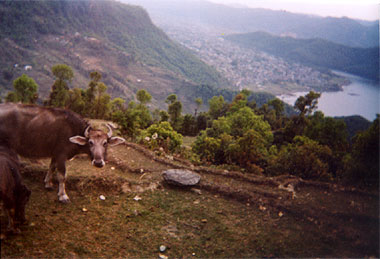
[0,0,228,110]
[225,31,379,82]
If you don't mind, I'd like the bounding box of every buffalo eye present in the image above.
[88,140,94,146]
[103,141,108,147]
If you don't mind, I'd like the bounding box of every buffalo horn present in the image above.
[106,123,113,138]
[84,125,91,138]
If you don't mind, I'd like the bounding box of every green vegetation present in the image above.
[343,116,379,186]
[225,31,379,82]
[140,122,183,153]
[5,65,378,188]
[5,74,39,104]
[2,66,378,258]
[46,64,74,107]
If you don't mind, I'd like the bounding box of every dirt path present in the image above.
[1,142,379,257]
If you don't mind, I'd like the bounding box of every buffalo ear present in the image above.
[69,136,87,146]
[108,136,125,146]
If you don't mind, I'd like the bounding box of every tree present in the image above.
[81,71,113,119]
[294,91,321,117]
[228,107,273,143]
[110,98,126,114]
[66,88,85,114]
[208,95,227,120]
[180,114,196,136]
[267,98,286,130]
[93,82,111,119]
[159,110,169,122]
[268,98,285,117]
[282,91,322,142]
[83,71,101,116]
[112,98,152,140]
[136,89,152,105]
[47,64,74,107]
[194,97,203,116]
[165,94,177,104]
[7,74,39,103]
[52,64,74,82]
[304,111,348,152]
[166,94,182,131]
[228,93,248,115]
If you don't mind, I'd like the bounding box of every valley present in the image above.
[158,21,348,95]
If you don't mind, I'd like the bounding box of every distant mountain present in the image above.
[0,0,229,111]
[225,31,379,82]
[124,0,379,48]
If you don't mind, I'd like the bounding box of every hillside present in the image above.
[125,0,379,48]
[224,31,379,82]
[0,0,229,111]
[1,140,378,257]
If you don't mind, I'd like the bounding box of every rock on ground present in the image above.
[162,169,201,186]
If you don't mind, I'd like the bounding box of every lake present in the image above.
[278,71,380,121]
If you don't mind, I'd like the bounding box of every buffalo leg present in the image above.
[56,160,70,203]
[44,159,56,189]
[5,207,20,233]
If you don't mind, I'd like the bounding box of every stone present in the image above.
[162,169,201,186]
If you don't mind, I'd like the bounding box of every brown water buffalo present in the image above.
[0,146,31,233]
[0,103,125,203]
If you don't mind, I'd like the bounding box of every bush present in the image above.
[192,107,273,172]
[226,129,268,172]
[267,136,334,181]
[192,131,222,163]
[112,101,152,139]
[140,122,183,153]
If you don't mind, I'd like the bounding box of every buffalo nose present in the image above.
[92,160,105,168]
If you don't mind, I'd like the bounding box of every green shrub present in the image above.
[192,107,273,172]
[140,122,183,153]
[267,136,333,181]
[192,131,222,163]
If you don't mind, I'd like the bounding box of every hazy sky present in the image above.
[208,0,379,21]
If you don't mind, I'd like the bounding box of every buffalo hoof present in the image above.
[58,194,70,203]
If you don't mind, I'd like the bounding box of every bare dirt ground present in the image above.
[1,142,379,258]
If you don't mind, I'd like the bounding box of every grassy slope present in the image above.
[1,142,378,257]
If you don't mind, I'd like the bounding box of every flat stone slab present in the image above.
[162,169,201,186]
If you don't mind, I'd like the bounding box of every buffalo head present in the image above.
[69,123,125,167]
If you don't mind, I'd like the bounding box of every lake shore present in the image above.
[277,71,379,121]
